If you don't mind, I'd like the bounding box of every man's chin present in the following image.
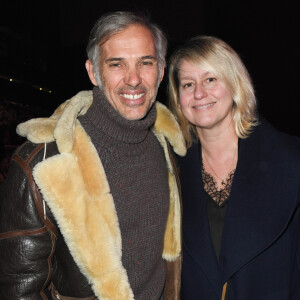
[120,105,152,121]
[121,112,147,121]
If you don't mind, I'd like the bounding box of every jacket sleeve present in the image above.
[0,142,57,300]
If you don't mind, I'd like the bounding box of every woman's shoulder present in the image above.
[258,117,299,146]
[246,117,300,165]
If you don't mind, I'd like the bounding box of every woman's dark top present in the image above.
[205,192,229,261]
[200,145,236,261]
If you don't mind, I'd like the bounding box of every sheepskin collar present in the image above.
[17,90,186,157]
[17,91,186,299]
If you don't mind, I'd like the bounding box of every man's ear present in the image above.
[85,60,98,86]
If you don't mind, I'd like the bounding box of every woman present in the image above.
[168,36,300,299]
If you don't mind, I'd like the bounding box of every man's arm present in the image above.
[0,142,57,299]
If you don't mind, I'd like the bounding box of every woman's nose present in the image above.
[194,84,208,99]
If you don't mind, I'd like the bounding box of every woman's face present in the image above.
[178,59,233,135]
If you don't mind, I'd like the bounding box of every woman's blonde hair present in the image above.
[168,35,258,147]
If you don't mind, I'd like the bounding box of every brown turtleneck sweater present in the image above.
[78,87,169,299]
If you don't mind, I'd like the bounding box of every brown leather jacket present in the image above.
[0,92,186,300]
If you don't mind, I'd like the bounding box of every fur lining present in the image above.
[54,91,92,153]
[154,102,186,157]
[16,118,58,144]
[18,90,186,298]
[153,133,181,261]
[33,124,134,299]
[17,91,93,152]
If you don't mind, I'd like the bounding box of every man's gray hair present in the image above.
[86,11,167,87]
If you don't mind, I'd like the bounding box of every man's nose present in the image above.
[194,84,208,99]
[124,67,142,87]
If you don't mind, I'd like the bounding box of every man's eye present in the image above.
[141,61,153,66]
[109,63,121,68]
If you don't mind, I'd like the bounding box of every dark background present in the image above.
[0,0,299,171]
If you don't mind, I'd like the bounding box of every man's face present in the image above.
[86,24,164,120]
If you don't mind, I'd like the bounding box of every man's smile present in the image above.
[120,93,145,100]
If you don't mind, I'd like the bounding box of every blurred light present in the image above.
[1,74,53,94]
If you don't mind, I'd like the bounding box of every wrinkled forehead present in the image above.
[99,24,155,53]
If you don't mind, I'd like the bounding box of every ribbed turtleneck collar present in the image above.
[83,86,157,144]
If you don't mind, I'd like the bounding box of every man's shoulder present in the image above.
[16,91,93,154]
[13,141,59,169]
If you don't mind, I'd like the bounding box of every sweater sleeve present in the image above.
[0,142,56,299]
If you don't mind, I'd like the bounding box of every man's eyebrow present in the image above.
[105,57,124,63]
[139,55,157,60]
[104,56,157,63]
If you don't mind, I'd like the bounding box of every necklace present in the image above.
[202,149,237,186]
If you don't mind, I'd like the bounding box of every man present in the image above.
[0,11,186,300]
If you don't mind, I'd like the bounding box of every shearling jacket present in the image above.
[0,91,186,300]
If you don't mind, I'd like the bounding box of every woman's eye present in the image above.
[182,83,193,89]
[206,77,216,83]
